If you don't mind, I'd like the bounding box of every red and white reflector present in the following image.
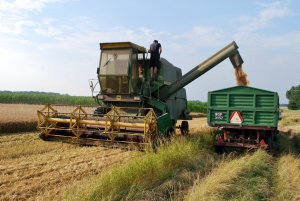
[230,111,243,124]
[260,139,266,145]
[217,136,224,144]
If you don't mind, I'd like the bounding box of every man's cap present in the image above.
[154,40,158,43]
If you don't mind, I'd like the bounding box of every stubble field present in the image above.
[0,133,139,200]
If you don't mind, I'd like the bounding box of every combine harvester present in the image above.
[37,41,243,149]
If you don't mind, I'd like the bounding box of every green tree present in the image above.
[286,85,300,110]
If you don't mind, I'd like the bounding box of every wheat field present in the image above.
[0,104,41,133]
[0,104,40,123]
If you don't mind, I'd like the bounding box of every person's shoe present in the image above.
[153,74,157,81]
[157,75,162,80]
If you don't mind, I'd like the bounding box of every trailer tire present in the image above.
[267,135,273,152]
[273,131,278,142]
[181,121,189,135]
[215,145,224,154]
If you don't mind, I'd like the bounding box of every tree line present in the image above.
[286,85,300,110]
[0,91,209,113]
[0,91,96,106]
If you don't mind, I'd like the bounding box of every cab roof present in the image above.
[100,42,147,53]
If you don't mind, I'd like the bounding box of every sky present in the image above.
[0,0,299,103]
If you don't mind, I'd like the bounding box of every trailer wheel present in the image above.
[215,145,224,154]
[267,135,273,152]
[180,121,189,135]
[273,131,278,142]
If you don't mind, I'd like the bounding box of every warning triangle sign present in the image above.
[230,111,243,124]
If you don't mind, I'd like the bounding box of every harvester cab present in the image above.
[94,42,148,108]
[37,41,243,149]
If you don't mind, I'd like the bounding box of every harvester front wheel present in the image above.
[166,128,175,138]
[180,121,189,135]
[39,133,49,141]
[93,107,108,116]
[163,128,175,143]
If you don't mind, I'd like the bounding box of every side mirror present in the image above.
[279,111,282,120]
[89,81,94,91]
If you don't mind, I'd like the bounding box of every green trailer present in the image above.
[207,86,280,151]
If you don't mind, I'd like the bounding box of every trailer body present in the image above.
[208,86,280,151]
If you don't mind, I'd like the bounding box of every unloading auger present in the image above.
[37,41,243,148]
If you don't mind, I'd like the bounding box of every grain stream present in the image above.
[235,65,249,86]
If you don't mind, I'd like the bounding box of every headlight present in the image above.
[134,96,141,101]
[97,94,104,100]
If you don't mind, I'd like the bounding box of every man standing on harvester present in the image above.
[149,40,162,80]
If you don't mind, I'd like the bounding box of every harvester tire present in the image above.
[167,128,175,138]
[151,139,159,153]
[180,121,189,135]
[163,128,175,143]
[39,133,49,141]
[93,107,108,116]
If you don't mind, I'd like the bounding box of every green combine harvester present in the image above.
[37,41,243,148]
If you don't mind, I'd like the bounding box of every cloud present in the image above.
[238,1,295,32]
[0,14,35,34]
[34,26,62,37]
[0,0,63,12]
[0,0,66,35]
